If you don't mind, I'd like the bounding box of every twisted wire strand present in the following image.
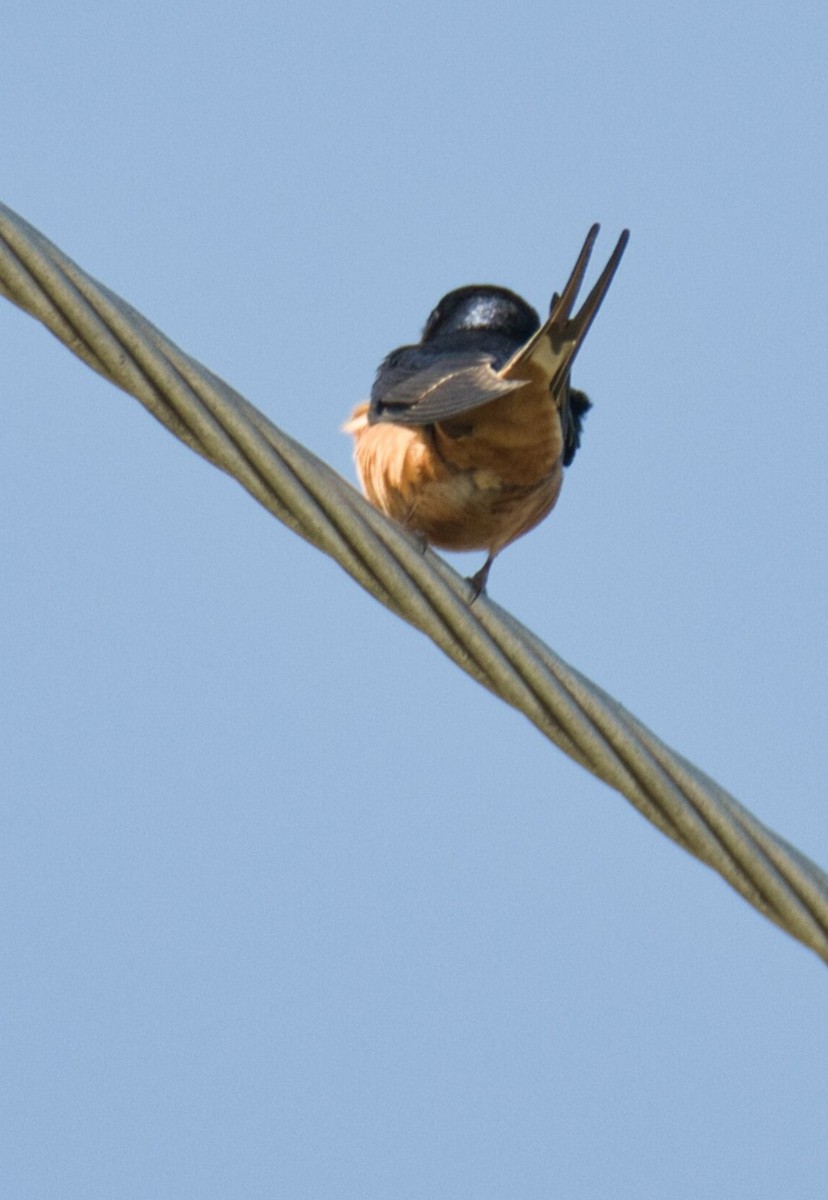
[2,200,826,962]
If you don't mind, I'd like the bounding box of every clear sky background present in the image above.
[2,3,827,1197]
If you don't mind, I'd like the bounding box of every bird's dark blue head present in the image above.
[421,285,540,347]
[371,286,543,405]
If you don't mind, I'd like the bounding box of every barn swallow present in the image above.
[345,224,629,598]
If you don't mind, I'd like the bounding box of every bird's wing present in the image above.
[369,352,524,426]
[501,225,629,393]
[369,226,629,428]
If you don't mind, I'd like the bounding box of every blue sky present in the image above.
[2,2,827,1197]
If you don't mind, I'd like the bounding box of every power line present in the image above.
[2,199,826,963]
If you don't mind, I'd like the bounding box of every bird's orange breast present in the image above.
[345,376,565,555]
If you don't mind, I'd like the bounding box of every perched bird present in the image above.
[345,225,629,598]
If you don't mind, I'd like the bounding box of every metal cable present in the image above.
[2,199,827,963]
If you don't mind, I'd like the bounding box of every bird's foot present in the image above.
[467,554,494,603]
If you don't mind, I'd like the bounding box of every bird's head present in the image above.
[421,285,540,346]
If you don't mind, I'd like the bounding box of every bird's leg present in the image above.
[467,553,494,602]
